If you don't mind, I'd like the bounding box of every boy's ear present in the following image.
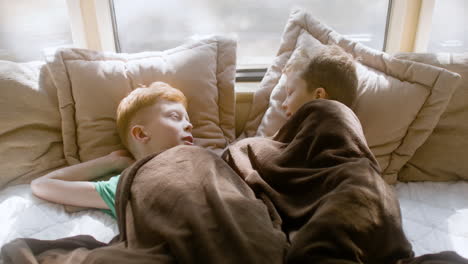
[130,125,149,143]
[314,87,329,99]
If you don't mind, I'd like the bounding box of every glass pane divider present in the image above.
[413,0,436,52]
[66,0,116,52]
[65,0,88,49]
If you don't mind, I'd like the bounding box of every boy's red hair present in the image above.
[116,82,187,148]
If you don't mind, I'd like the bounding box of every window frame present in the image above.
[385,0,436,53]
[66,0,435,85]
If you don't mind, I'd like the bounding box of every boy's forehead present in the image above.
[157,100,190,117]
[285,72,301,86]
[286,70,302,79]
[158,100,187,111]
[138,100,187,117]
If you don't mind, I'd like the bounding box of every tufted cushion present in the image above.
[242,9,461,183]
[0,61,67,189]
[46,35,237,164]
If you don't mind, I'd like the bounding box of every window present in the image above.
[0,0,73,62]
[111,0,390,70]
[427,0,468,53]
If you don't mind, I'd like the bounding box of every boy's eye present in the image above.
[285,85,292,96]
[170,112,180,120]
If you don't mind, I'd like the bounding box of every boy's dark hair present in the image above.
[286,45,359,108]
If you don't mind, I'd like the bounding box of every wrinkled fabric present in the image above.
[2,100,467,264]
[224,99,414,263]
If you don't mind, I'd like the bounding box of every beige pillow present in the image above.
[395,53,468,181]
[46,35,237,164]
[0,61,67,189]
[242,9,461,184]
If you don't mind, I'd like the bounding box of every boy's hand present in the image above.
[108,150,135,171]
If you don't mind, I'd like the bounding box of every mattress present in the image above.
[0,182,467,259]
[0,184,118,247]
[396,181,468,258]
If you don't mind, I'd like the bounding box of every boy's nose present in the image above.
[185,122,193,132]
[281,101,288,111]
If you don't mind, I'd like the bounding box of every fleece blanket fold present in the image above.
[223,99,413,263]
[2,100,467,264]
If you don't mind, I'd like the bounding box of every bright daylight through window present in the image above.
[427,0,468,53]
[112,0,390,69]
[0,0,73,62]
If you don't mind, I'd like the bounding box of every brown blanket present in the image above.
[2,100,467,264]
[2,146,288,264]
[223,99,415,263]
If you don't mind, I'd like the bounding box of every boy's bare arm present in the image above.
[31,150,134,209]
[33,180,109,209]
[35,150,133,182]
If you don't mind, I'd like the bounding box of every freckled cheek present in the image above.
[169,123,183,135]
[164,129,182,145]
[289,95,300,113]
[159,122,180,137]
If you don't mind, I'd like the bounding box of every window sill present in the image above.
[235,82,258,103]
[235,82,258,93]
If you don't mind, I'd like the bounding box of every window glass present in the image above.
[0,0,73,62]
[427,0,468,53]
[112,0,390,68]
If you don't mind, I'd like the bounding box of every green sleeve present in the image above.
[93,174,120,219]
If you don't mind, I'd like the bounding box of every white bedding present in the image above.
[396,181,468,258]
[0,184,118,247]
[1,182,467,258]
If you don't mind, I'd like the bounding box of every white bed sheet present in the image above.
[396,181,468,258]
[1,182,467,259]
[0,184,118,248]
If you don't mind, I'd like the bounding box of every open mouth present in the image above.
[182,136,194,145]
